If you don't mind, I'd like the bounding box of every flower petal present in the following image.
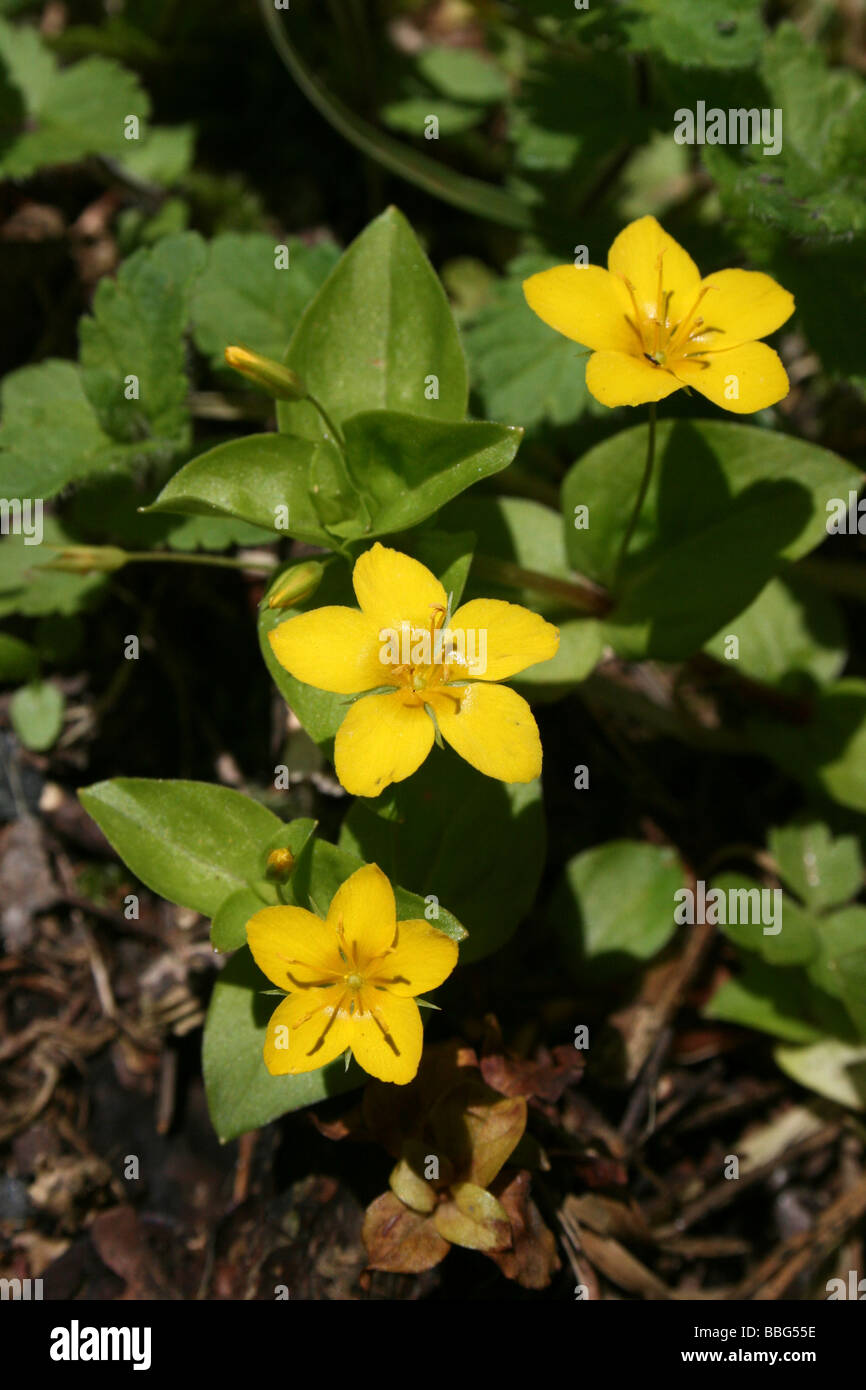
[607,215,701,326]
[522,264,636,353]
[263,988,351,1075]
[351,989,424,1084]
[335,690,435,797]
[269,606,384,695]
[585,350,683,408]
[447,598,559,681]
[432,682,542,783]
[371,918,459,997]
[694,269,794,350]
[326,862,397,965]
[353,543,448,633]
[673,341,790,414]
[246,904,342,988]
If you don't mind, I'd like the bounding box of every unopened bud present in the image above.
[224,345,307,400]
[266,561,324,610]
[266,847,295,880]
[43,545,127,574]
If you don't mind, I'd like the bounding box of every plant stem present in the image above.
[614,401,657,588]
[306,391,346,451]
[124,551,277,574]
[471,555,611,616]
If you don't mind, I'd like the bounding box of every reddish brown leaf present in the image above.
[362,1192,449,1274]
[489,1170,560,1289]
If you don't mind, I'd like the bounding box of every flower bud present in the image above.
[224,345,307,400]
[266,560,324,609]
[266,847,295,880]
[43,545,127,574]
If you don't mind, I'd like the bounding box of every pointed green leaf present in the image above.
[277,207,468,440]
[78,778,282,918]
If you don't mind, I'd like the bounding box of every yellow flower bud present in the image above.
[266,847,295,880]
[43,545,127,574]
[224,345,307,400]
[266,561,324,609]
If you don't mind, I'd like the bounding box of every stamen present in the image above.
[366,999,401,1057]
[624,313,644,350]
[653,251,665,354]
[619,276,647,352]
[286,972,336,989]
[667,285,715,358]
[305,990,348,1056]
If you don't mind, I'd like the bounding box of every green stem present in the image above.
[472,555,611,617]
[124,551,277,574]
[614,401,657,588]
[306,391,346,451]
[257,0,529,229]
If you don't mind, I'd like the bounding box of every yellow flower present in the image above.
[246,863,458,1085]
[523,215,794,414]
[269,543,559,797]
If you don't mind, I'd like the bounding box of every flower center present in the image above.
[345,971,364,990]
[620,254,719,370]
[380,604,466,696]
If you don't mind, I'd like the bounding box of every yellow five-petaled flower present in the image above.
[247,863,458,1084]
[269,543,559,797]
[523,215,794,414]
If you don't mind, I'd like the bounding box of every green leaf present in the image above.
[191,233,340,367]
[79,232,207,463]
[277,207,468,440]
[381,98,483,138]
[705,26,866,238]
[705,957,847,1045]
[0,18,150,176]
[563,419,860,660]
[462,255,590,428]
[704,574,847,690]
[774,1038,866,1111]
[116,123,194,187]
[203,945,364,1141]
[0,631,38,682]
[750,679,866,814]
[807,906,866,1039]
[338,411,522,540]
[714,873,819,967]
[340,752,543,963]
[210,886,275,955]
[143,432,340,546]
[65,474,273,553]
[549,840,682,982]
[0,516,108,619]
[78,778,282,919]
[442,495,604,698]
[416,46,509,104]
[511,51,640,175]
[0,360,125,499]
[770,819,862,914]
[624,0,765,69]
[10,679,64,751]
[210,818,318,952]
